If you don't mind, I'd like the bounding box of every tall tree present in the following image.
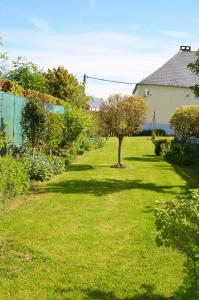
[99,94,147,167]
[44,66,88,108]
[6,57,48,92]
[188,50,199,96]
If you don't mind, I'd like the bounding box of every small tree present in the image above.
[99,94,147,167]
[170,106,199,141]
[21,97,47,151]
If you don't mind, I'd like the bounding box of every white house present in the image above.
[88,97,104,112]
[133,46,199,133]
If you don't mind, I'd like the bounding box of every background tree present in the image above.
[21,97,47,151]
[7,57,48,92]
[44,66,88,108]
[188,50,199,96]
[0,37,8,78]
[170,106,199,141]
[99,94,147,167]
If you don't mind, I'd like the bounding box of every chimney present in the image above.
[180,46,191,52]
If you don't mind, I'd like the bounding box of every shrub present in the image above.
[0,156,30,201]
[153,138,172,156]
[165,142,199,166]
[170,106,199,141]
[21,154,66,181]
[155,189,199,299]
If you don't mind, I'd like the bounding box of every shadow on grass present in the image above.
[56,284,169,300]
[41,178,184,196]
[124,156,162,163]
[68,164,95,172]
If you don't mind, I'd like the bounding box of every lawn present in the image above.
[0,137,197,300]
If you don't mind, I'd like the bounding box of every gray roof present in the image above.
[139,50,199,88]
[89,97,104,109]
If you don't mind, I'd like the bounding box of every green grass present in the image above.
[0,137,198,300]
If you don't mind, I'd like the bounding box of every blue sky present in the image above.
[0,0,199,98]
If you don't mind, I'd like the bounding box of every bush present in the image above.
[170,105,199,141]
[165,142,199,166]
[155,189,199,299]
[0,156,30,201]
[22,154,66,181]
[153,138,172,156]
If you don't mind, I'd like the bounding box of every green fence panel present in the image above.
[0,92,65,146]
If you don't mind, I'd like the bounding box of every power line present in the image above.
[83,74,137,85]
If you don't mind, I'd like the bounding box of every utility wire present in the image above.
[84,74,137,85]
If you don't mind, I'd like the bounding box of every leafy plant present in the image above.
[153,138,172,156]
[155,189,199,299]
[6,57,48,92]
[165,142,199,166]
[0,156,30,201]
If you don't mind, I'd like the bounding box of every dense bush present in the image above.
[155,189,199,299]
[165,142,199,166]
[170,106,199,141]
[22,154,66,181]
[153,138,172,156]
[0,156,30,201]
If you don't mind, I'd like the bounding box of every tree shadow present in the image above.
[68,164,95,171]
[41,178,184,197]
[124,156,162,163]
[55,284,170,300]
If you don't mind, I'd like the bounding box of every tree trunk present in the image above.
[118,137,123,165]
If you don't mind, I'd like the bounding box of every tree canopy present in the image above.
[99,94,147,167]
[6,57,48,92]
[44,66,88,108]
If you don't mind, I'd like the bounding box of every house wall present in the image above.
[134,84,199,133]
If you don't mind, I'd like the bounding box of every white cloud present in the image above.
[89,0,96,11]
[29,17,50,31]
[162,30,193,38]
[2,28,184,99]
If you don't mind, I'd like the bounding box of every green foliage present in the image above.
[170,106,199,141]
[44,112,64,154]
[22,154,66,181]
[0,156,30,201]
[6,57,48,92]
[0,118,7,154]
[26,89,64,105]
[21,97,48,149]
[0,79,23,96]
[62,106,89,146]
[188,49,199,97]
[165,142,199,166]
[99,94,147,165]
[155,189,199,299]
[44,66,88,108]
[153,138,172,156]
